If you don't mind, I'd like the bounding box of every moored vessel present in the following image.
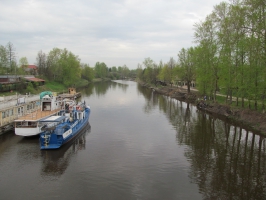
[14,91,62,136]
[39,100,90,150]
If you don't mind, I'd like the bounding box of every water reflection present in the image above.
[137,83,266,199]
[40,123,91,178]
[0,131,23,156]
[82,81,129,97]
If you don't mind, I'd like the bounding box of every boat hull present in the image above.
[15,127,42,136]
[40,107,90,150]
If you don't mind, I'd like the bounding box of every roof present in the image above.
[24,77,45,82]
[39,116,67,122]
[28,65,37,69]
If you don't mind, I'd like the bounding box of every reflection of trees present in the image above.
[82,83,94,96]
[112,80,129,92]
[137,83,266,198]
[181,116,266,199]
[81,81,128,97]
[137,84,157,113]
[40,124,91,178]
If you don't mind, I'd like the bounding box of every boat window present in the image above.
[28,122,37,127]
[16,122,22,127]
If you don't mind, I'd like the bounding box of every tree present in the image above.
[142,57,158,84]
[158,64,172,84]
[111,66,117,72]
[0,45,8,74]
[5,42,16,74]
[81,64,94,81]
[121,65,130,79]
[168,57,176,86]
[46,48,62,81]
[59,49,81,86]
[177,47,196,93]
[36,50,46,76]
[94,62,108,78]
[19,57,29,67]
[19,57,29,75]
[194,13,220,100]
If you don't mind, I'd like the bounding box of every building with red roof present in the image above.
[22,65,38,75]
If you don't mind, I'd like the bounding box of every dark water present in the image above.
[0,81,265,200]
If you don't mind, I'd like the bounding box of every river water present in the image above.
[0,80,265,200]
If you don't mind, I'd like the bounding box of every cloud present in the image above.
[0,0,226,68]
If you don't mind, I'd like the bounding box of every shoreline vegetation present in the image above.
[138,80,266,136]
[3,78,266,136]
[1,77,111,96]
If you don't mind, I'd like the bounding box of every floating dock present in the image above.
[57,87,81,100]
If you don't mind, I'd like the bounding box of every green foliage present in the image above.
[158,64,171,83]
[177,47,196,92]
[94,62,108,78]
[81,64,94,81]
[45,81,66,91]
[26,82,35,94]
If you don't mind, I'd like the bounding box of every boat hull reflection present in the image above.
[40,123,91,177]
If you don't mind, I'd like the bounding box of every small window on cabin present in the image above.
[16,122,22,127]
[2,112,5,119]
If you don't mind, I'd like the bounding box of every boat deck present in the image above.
[16,108,62,121]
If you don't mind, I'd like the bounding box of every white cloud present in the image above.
[0,0,227,69]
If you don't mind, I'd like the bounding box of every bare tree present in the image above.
[5,42,16,74]
[36,50,46,76]
[168,57,176,86]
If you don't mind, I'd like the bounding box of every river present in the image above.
[0,80,265,200]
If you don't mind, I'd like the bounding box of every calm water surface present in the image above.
[0,81,265,200]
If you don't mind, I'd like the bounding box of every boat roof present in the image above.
[39,115,67,122]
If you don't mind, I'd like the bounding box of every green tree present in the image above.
[142,57,158,84]
[81,64,94,81]
[94,62,108,78]
[46,48,62,81]
[177,47,196,93]
[59,49,81,86]
[18,57,29,75]
[121,65,130,79]
[111,66,117,72]
[158,64,172,84]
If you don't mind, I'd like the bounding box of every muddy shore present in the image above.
[139,82,266,135]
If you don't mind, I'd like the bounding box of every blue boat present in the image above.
[39,100,91,150]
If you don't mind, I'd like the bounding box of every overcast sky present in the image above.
[0,0,226,69]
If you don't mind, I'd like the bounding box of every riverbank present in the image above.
[139,81,266,135]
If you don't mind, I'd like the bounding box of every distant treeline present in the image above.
[0,44,137,88]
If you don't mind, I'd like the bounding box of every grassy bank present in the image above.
[1,78,111,96]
